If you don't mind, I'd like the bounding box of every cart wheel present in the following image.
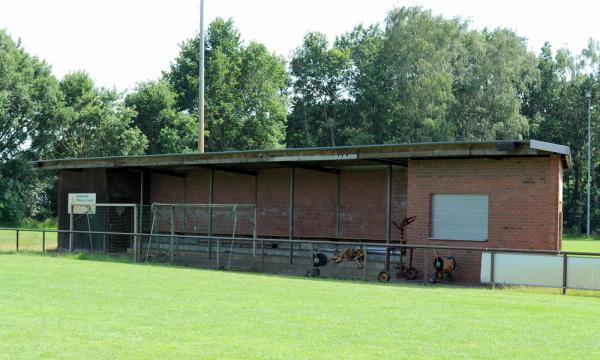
[378,271,390,282]
[406,268,418,280]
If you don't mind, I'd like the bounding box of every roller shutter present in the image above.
[431,194,488,241]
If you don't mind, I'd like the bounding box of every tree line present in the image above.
[1,7,599,234]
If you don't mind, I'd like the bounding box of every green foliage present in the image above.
[0,30,64,160]
[288,32,351,147]
[3,7,600,236]
[288,7,537,147]
[522,41,600,233]
[0,160,36,225]
[451,29,537,140]
[55,71,148,158]
[126,80,196,154]
[164,18,289,151]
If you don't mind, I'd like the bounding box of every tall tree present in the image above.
[287,32,351,147]
[0,30,63,160]
[125,80,196,154]
[165,18,289,151]
[451,28,538,140]
[0,30,64,224]
[54,71,148,158]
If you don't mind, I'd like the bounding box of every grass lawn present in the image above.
[0,254,599,359]
[0,229,57,251]
[562,234,600,252]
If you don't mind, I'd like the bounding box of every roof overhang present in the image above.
[33,140,571,171]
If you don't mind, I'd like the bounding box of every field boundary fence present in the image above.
[2,226,600,294]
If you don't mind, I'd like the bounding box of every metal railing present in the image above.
[2,227,600,294]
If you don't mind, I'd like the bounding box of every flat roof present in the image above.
[33,140,571,171]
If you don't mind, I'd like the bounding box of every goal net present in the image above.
[142,203,257,269]
[69,203,137,253]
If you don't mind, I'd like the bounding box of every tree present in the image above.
[125,80,196,154]
[0,30,63,160]
[165,18,289,151]
[287,32,351,147]
[523,42,600,233]
[451,28,538,140]
[54,71,148,158]
[0,30,65,224]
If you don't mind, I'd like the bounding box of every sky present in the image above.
[1,0,599,91]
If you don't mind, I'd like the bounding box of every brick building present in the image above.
[34,140,570,282]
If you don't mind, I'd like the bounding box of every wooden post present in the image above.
[42,230,46,253]
[363,244,368,281]
[261,239,265,272]
[216,238,221,269]
[139,170,144,252]
[16,229,19,252]
[386,164,392,244]
[170,205,175,264]
[289,167,295,264]
[133,205,139,263]
[208,169,214,259]
[253,177,258,264]
[336,172,341,238]
[69,208,74,253]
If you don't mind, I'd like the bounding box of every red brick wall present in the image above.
[391,167,408,240]
[257,168,289,237]
[212,171,254,204]
[184,170,210,203]
[294,169,337,238]
[145,167,408,241]
[405,157,562,282]
[257,169,290,236]
[150,173,184,203]
[339,167,407,240]
[339,169,386,240]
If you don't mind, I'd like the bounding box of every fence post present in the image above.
[562,254,568,295]
[16,229,19,252]
[253,204,257,265]
[363,244,368,281]
[490,251,495,289]
[133,205,139,263]
[103,233,107,254]
[69,209,74,253]
[42,230,46,253]
[289,167,295,264]
[216,238,221,270]
[170,205,175,264]
[208,169,213,260]
[261,239,264,272]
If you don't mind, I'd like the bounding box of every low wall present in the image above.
[481,252,600,291]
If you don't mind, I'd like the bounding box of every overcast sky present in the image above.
[1,0,599,91]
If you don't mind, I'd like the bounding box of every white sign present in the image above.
[68,193,96,214]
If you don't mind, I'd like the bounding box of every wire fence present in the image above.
[2,227,600,294]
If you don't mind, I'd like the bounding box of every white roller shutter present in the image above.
[431,194,488,241]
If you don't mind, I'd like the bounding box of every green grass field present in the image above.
[0,254,599,359]
[562,234,600,252]
[0,229,57,251]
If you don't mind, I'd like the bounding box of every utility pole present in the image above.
[587,91,592,236]
[198,0,205,153]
